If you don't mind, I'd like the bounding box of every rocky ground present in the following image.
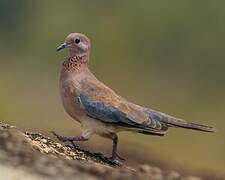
[0,122,222,180]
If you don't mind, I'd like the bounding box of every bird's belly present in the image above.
[81,116,121,136]
[60,83,84,122]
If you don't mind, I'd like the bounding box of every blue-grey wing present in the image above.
[78,94,168,135]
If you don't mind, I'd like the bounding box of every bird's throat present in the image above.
[62,55,88,72]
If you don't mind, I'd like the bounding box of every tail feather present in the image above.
[165,117,216,132]
[148,110,216,132]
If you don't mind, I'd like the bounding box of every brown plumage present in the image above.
[53,32,215,161]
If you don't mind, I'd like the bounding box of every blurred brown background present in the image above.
[0,0,224,176]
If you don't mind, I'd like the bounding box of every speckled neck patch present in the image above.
[62,55,88,71]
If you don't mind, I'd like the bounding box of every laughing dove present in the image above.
[53,33,215,161]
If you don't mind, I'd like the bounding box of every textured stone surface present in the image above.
[0,122,219,180]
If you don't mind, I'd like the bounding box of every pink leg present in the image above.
[110,135,125,161]
[51,131,88,142]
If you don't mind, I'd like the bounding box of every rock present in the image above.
[166,170,181,180]
[40,138,48,144]
[182,176,202,180]
[0,122,220,180]
[139,164,163,180]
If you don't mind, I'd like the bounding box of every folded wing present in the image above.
[78,79,168,135]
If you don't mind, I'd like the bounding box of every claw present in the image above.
[51,131,70,142]
[115,153,125,161]
[51,131,78,148]
[51,131,87,148]
[70,141,77,148]
[109,153,125,162]
[51,131,60,139]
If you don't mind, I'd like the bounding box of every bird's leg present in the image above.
[110,135,125,161]
[51,131,88,143]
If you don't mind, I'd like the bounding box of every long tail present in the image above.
[165,117,216,132]
[148,110,216,132]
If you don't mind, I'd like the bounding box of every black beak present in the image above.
[56,42,67,51]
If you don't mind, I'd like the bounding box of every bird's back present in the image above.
[77,74,169,135]
[77,73,215,134]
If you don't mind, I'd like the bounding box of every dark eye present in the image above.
[75,38,80,44]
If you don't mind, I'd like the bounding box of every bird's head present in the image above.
[57,33,91,57]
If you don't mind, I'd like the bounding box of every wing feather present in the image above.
[77,79,168,135]
[78,94,168,135]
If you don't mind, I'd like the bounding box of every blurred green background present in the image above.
[0,0,224,176]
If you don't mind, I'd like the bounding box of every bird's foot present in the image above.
[51,131,70,142]
[115,153,125,161]
[109,153,125,163]
[51,131,80,148]
[51,131,87,146]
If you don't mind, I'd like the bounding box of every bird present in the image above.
[53,32,215,161]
